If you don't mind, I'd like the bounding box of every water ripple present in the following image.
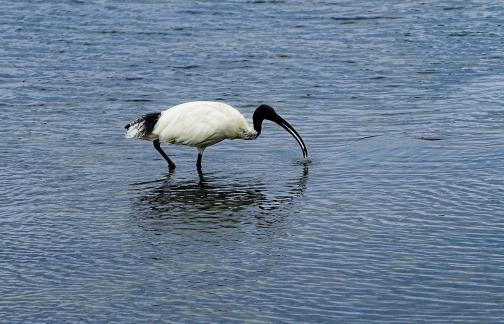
[2,0,504,322]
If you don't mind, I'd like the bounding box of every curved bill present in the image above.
[274,116,308,159]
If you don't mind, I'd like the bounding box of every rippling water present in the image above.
[2,0,504,322]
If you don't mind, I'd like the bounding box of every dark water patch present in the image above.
[449,31,470,37]
[179,9,204,15]
[98,30,125,35]
[330,16,401,22]
[136,31,179,36]
[442,6,465,11]
[170,65,200,70]
[124,99,153,102]
[248,0,287,3]
[416,70,439,74]
[415,136,443,141]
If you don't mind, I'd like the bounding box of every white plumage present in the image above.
[156,101,254,145]
[125,101,307,171]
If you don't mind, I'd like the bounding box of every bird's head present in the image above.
[253,104,308,158]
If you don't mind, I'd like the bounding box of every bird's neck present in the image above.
[252,114,263,137]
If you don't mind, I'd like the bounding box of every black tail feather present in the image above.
[137,112,161,134]
[125,112,161,137]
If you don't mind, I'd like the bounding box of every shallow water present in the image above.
[2,0,504,322]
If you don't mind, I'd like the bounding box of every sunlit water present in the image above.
[2,0,504,322]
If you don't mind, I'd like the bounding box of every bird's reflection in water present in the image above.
[130,165,309,233]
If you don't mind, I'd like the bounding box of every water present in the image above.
[2,0,504,322]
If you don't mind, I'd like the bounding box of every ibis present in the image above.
[124,101,308,171]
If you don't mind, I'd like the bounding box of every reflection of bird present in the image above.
[131,166,308,231]
[137,176,264,213]
[125,101,308,171]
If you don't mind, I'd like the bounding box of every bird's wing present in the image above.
[154,102,247,147]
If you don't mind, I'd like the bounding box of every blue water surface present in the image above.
[1,0,504,322]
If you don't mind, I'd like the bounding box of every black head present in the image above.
[252,104,308,158]
[253,104,279,135]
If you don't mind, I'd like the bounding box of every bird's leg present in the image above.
[153,139,176,170]
[196,147,205,171]
[197,166,205,184]
[196,153,203,171]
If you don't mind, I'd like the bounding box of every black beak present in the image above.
[273,115,308,159]
[253,104,308,159]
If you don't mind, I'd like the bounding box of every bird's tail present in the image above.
[125,112,161,139]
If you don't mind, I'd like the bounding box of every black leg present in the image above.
[153,139,176,170]
[196,153,203,171]
[197,166,206,184]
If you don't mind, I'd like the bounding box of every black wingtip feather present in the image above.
[141,112,161,134]
[125,112,161,136]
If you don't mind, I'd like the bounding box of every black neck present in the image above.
[253,104,277,136]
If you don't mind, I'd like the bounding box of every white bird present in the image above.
[124,101,308,171]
